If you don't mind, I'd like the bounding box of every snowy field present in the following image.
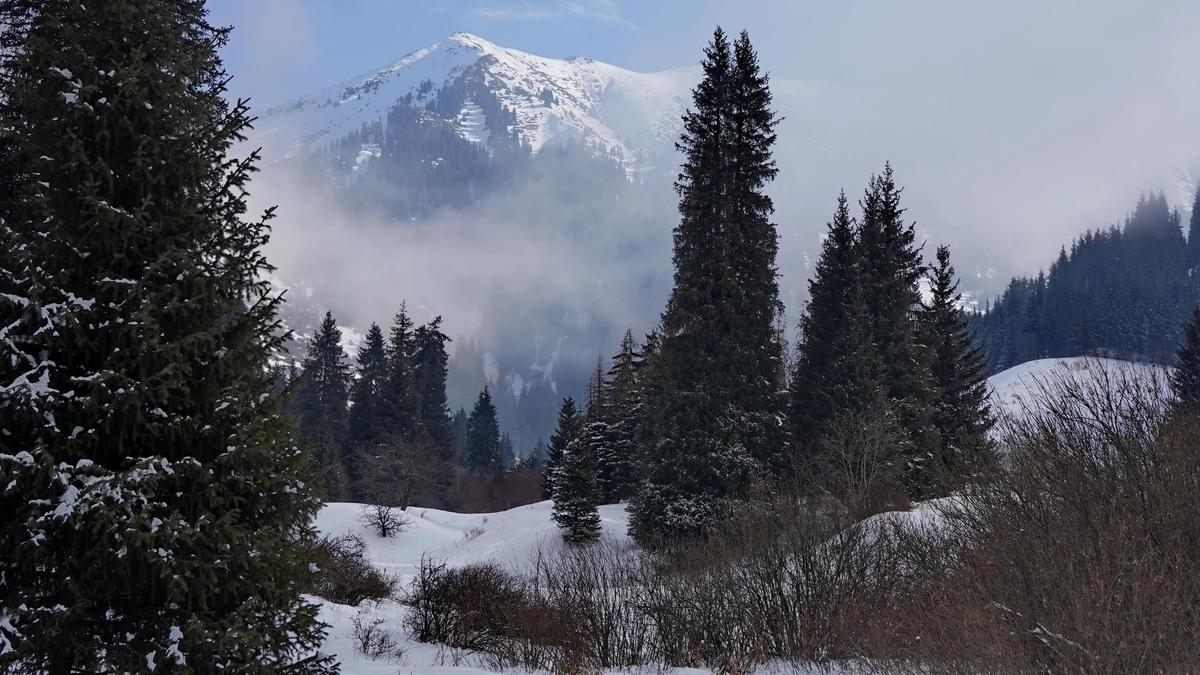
[312,356,1156,673]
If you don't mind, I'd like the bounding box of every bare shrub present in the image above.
[401,557,529,653]
[874,359,1200,672]
[816,400,912,520]
[351,612,404,660]
[303,533,396,605]
[529,540,652,670]
[358,503,408,538]
[356,435,448,509]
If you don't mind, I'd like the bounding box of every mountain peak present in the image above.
[444,32,506,53]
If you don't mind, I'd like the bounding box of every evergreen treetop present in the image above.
[464,386,501,473]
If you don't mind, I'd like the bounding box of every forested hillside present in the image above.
[972,190,1200,372]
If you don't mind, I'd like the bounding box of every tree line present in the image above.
[544,28,992,544]
[972,190,1200,373]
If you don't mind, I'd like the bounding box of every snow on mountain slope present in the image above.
[986,356,1167,420]
[255,32,693,166]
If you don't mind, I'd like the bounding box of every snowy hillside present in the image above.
[311,501,631,674]
[986,356,1166,420]
[254,32,694,168]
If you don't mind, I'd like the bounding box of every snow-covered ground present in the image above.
[311,501,632,674]
[986,356,1166,420]
[314,356,1160,673]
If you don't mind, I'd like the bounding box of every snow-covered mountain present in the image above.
[254,32,695,170]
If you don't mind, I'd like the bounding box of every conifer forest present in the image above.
[2,2,1199,673]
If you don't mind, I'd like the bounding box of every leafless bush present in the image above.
[302,533,396,605]
[351,612,405,660]
[358,503,409,538]
[816,400,912,520]
[401,557,530,653]
[356,435,449,509]
[529,540,653,670]
[874,359,1200,672]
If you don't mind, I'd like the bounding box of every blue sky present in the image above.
[207,0,743,106]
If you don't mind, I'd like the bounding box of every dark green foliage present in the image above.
[542,397,583,499]
[1188,185,1200,272]
[854,165,938,491]
[631,28,786,542]
[974,192,1193,371]
[296,311,352,499]
[452,407,469,460]
[348,323,390,451]
[0,0,332,670]
[550,436,602,544]
[413,317,453,451]
[918,246,994,493]
[1172,306,1200,407]
[465,387,502,473]
[790,192,864,458]
[385,303,422,439]
[499,432,515,470]
[592,330,641,502]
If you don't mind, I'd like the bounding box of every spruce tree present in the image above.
[464,386,501,473]
[919,246,993,493]
[0,1,332,669]
[296,311,352,499]
[595,330,640,502]
[631,28,785,542]
[1172,306,1200,407]
[385,303,421,439]
[551,437,602,544]
[413,317,453,451]
[543,396,583,499]
[855,165,938,494]
[348,323,390,450]
[790,192,861,458]
[451,406,468,460]
[1189,185,1200,274]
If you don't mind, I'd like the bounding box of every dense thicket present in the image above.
[973,191,1197,372]
[0,1,332,669]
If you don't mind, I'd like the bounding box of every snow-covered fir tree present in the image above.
[592,330,641,502]
[551,437,601,544]
[631,28,785,542]
[542,396,583,499]
[0,1,333,669]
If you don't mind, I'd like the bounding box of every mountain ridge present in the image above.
[254,32,696,170]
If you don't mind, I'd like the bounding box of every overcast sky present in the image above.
[208,0,1200,286]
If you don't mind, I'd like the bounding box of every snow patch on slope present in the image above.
[255,33,692,167]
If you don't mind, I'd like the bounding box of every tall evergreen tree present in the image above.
[0,1,332,669]
[790,192,862,457]
[296,311,352,498]
[1189,185,1200,274]
[551,436,601,544]
[543,396,583,499]
[855,165,938,492]
[451,406,468,460]
[348,323,390,450]
[595,330,641,502]
[413,317,453,451]
[919,246,994,493]
[385,303,421,439]
[464,386,501,473]
[631,28,785,542]
[1172,306,1200,407]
